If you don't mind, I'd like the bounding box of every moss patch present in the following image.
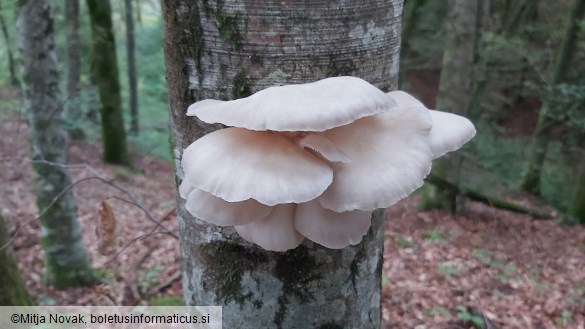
[232,70,253,99]
[149,295,184,306]
[325,56,357,77]
[176,1,204,89]
[201,241,268,305]
[275,245,323,302]
[349,243,366,294]
[216,11,244,49]
[273,246,323,328]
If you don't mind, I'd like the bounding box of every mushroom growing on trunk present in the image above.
[180,76,476,251]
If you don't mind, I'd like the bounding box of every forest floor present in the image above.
[1,117,584,329]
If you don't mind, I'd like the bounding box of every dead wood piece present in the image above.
[426,174,553,219]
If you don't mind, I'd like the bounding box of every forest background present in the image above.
[0,0,584,328]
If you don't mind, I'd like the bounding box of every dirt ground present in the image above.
[1,120,584,329]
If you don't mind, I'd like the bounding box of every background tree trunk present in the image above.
[86,0,131,166]
[125,0,139,135]
[64,0,84,139]
[399,0,425,88]
[501,0,540,38]
[0,215,34,305]
[569,158,585,224]
[0,0,19,86]
[520,0,585,195]
[134,0,141,26]
[161,1,403,328]
[436,0,478,115]
[421,0,479,212]
[16,0,94,288]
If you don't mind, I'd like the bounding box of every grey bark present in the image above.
[16,0,94,288]
[125,0,138,135]
[161,1,403,328]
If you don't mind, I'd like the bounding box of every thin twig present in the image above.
[1,158,178,251]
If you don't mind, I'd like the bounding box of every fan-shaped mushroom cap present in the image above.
[235,204,304,252]
[387,90,476,158]
[184,188,272,226]
[181,127,333,206]
[317,105,433,212]
[188,76,397,132]
[427,110,476,158]
[295,199,372,249]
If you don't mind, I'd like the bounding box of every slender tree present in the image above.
[570,159,585,223]
[16,0,94,288]
[162,1,402,328]
[501,0,540,38]
[125,0,139,135]
[0,0,19,86]
[422,0,479,212]
[399,0,426,88]
[521,0,585,194]
[64,0,84,139]
[436,0,478,113]
[134,0,141,26]
[401,0,425,55]
[0,215,34,305]
[86,0,131,165]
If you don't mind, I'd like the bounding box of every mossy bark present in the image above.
[520,0,585,195]
[569,155,585,224]
[423,0,478,213]
[125,0,139,135]
[0,0,19,86]
[162,1,403,327]
[86,0,131,166]
[16,0,94,288]
[0,216,34,305]
[64,0,84,140]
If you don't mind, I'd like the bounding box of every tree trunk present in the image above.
[64,0,85,139]
[501,0,540,37]
[521,0,585,195]
[399,0,425,88]
[401,0,425,55]
[569,158,585,224]
[423,0,478,212]
[436,0,478,115]
[0,215,34,305]
[86,0,131,166]
[0,0,19,86]
[134,0,141,26]
[16,0,94,288]
[125,0,139,135]
[161,1,403,328]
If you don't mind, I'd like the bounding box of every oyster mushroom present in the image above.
[179,76,476,251]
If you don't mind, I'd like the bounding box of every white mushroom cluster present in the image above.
[179,76,476,252]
